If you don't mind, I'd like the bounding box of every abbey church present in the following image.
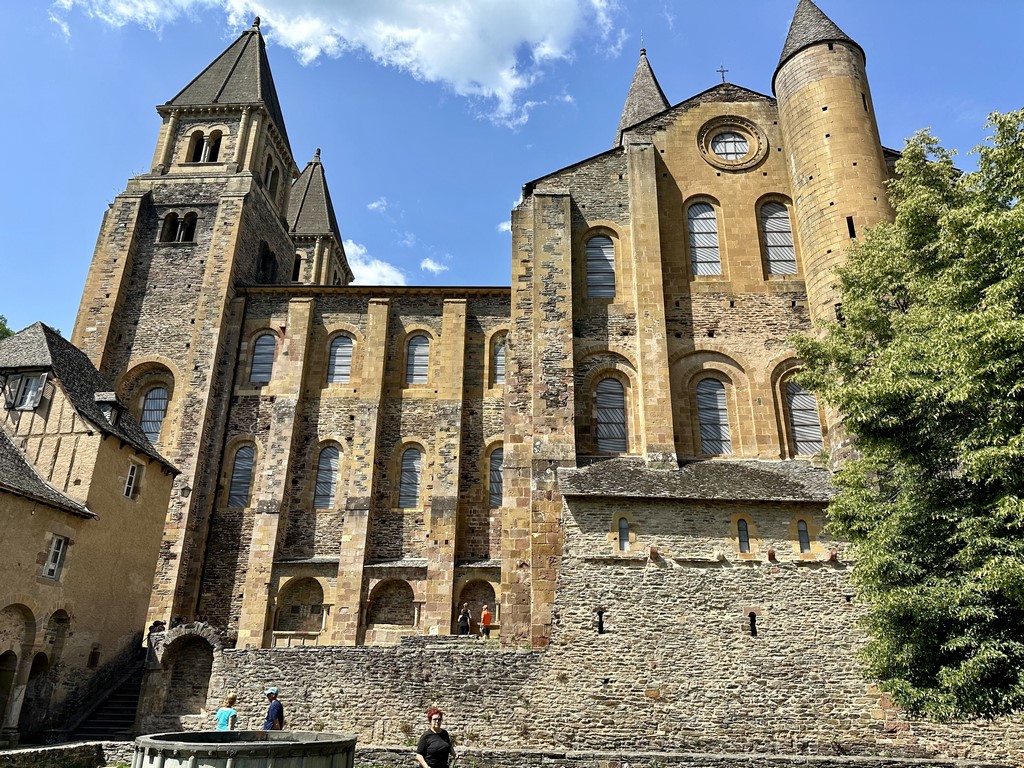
[2,0,1022,762]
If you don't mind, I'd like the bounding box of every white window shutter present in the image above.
[586,236,616,298]
[786,380,824,455]
[762,202,797,275]
[398,447,422,508]
[595,378,627,453]
[314,445,340,508]
[696,378,732,454]
[228,445,255,508]
[688,203,722,276]
[250,334,276,384]
[328,336,353,384]
[488,447,504,508]
[406,335,430,384]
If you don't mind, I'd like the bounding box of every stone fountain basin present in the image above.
[133,731,357,768]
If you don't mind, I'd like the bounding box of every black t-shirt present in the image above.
[416,728,452,768]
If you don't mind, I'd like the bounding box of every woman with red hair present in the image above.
[416,707,457,767]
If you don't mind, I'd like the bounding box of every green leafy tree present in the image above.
[794,110,1024,720]
[0,315,12,340]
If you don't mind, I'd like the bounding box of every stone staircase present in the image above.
[69,663,144,741]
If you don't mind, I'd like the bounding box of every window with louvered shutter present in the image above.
[314,445,339,508]
[228,445,255,508]
[141,387,169,442]
[738,519,750,553]
[595,378,627,453]
[250,334,276,384]
[786,380,824,455]
[586,236,615,299]
[618,517,630,552]
[688,203,721,276]
[493,335,506,385]
[328,336,353,384]
[398,447,422,508]
[696,378,731,455]
[761,202,797,275]
[488,447,504,508]
[406,335,430,384]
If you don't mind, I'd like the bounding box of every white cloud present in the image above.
[496,220,511,233]
[344,239,405,285]
[399,232,417,248]
[420,257,449,275]
[51,0,626,126]
[367,197,389,213]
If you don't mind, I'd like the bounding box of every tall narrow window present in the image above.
[618,517,630,552]
[250,334,276,384]
[797,520,811,553]
[313,445,340,508]
[124,462,143,499]
[189,132,206,163]
[178,213,198,242]
[786,380,824,455]
[488,447,504,508]
[228,445,255,508]
[141,387,169,442]
[292,255,303,282]
[738,519,750,554]
[398,447,423,508]
[761,202,797,275]
[42,535,69,579]
[258,244,278,283]
[696,378,731,455]
[492,334,506,386]
[160,213,179,243]
[205,131,222,162]
[328,336,353,384]
[406,334,430,384]
[586,235,616,299]
[595,378,627,453]
[688,203,721,276]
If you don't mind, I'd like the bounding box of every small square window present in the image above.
[124,463,143,499]
[43,534,69,579]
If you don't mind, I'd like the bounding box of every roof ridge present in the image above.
[215,28,255,105]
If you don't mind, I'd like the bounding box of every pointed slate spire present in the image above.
[615,48,670,147]
[774,0,863,88]
[288,148,342,245]
[166,17,292,154]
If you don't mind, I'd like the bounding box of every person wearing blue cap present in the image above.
[262,686,284,730]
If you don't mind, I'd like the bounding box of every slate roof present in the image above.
[165,18,292,156]
[0,323,175,471]
[558,458,834,503]
[288,150,342,241]
[774,0,863,91]
[615,48,670,147]
[0,430,93,517]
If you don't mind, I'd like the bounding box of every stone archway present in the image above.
[454,580,497,636]
[17,654,49,735]
[161,636,214,715]
[275,578,325,633]
[364,580,416,646]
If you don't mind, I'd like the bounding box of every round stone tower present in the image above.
[773,0,893,327]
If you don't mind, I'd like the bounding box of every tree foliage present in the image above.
[794,111,1024,720]
[0,315,11,340]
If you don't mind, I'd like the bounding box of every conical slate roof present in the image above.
[166,18,292,154]
[774,0,862,90]
[287,149,342,244]
[615,48,670,146]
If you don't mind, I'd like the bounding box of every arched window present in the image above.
[687,203,721,276]
[492,334,506,386]
[178,213,197,242]
[696,378,731,455]
[250,334,276,384]
[618,517,630,552]
[761,202,797,275]
[595,377,627,453]
[398,447,423,508]
[228,445,255,508]
[292,255,303,282]
[488,447,503,508]
[205,130,222,162]
[258,243,278,283]
[263,156,275,187]
[406,334,430,385]
[313,445,339,508]
[786,380,824,455]
[140,387,169,442]
[586,235,615,299]
[797,520,811,553]
[268,167,280,198]
[188,132,205,163]
[737,519,750,554]
[327,336,353,384]
[159,213,179,243]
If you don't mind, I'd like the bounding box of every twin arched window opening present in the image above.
[682,200,796,277]
[140,386,169,442]
[398,447,423,508]
[159,212,198,243]
[595,377,627,453]
[696,378,732,455]
[406,334,430,385]
[187,130,222,163]
[314,445,340,508]
[250,333,276,384]
[586,235,615,299]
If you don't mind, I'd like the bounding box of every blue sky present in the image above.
[2,1,1021,336]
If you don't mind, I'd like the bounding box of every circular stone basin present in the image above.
[133,731,357,768]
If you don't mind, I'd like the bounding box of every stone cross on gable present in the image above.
[717,65,728,83]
